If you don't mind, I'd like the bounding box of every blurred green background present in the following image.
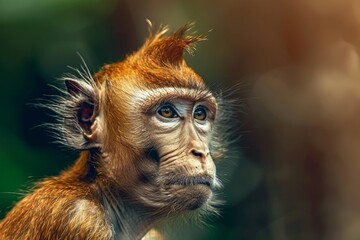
[3,0,360,239]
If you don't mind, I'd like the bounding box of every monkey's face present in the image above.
[104,85,219,213]
[140,89,218,211]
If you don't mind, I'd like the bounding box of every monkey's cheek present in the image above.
[172,185,212,210]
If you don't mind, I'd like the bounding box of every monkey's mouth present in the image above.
[164,175,214,188]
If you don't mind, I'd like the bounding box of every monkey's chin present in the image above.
[173,185,212,210]
[161,174,214,210]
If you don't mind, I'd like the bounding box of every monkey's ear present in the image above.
[64,79,100,150]
[65,79,83,96]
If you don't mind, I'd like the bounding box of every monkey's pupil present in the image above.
[163,109,170,115]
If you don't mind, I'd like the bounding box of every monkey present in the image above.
[0,22,228,240]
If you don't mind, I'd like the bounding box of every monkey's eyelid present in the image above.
[194,98,217,111]
[141,99,177,115]
[137,95,164,111]
[194,105,208,111]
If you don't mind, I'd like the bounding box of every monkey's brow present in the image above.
[170,81,208,91]
[134,87,217,112]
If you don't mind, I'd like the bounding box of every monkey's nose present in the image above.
[190,149,206,161]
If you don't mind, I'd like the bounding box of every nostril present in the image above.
[191,149,205,159]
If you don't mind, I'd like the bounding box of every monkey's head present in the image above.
[55,24,227,218]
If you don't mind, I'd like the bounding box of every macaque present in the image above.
[0,22,227,240]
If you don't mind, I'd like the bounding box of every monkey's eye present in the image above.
[157,105,179,118]
[194,107,207,121]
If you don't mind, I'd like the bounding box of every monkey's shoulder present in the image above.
[0,178,113,240]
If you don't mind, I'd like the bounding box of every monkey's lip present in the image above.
[163,175,214,188]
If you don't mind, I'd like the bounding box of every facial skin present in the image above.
[140,89,218,210]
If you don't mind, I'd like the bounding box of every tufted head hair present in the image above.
[93,22,207,89]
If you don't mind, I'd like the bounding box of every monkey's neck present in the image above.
[97,178,155,240]
[64,151,155,240]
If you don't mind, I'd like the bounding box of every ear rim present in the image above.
[61,78,101,150]
[66,79,83,96]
